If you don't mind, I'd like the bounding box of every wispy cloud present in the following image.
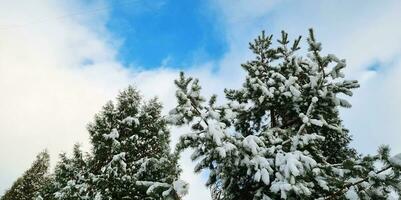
[0,0,141,192]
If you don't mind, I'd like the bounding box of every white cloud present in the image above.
[342,59,401,154]
[0,0,122,193]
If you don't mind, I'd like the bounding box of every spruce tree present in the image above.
[32,86,187,200]
[1,151,50,200]
[87,86,186,199]
[45,144,92,200]
[169,29,401,199]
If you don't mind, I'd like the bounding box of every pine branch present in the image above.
[270,109,277,127]
[308,28,326,81]
[323,166,392,199]
[188,97,209,126]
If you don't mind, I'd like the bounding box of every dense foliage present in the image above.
[85,86,185,199]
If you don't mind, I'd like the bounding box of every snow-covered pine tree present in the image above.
[41,144,92,200]
[169,29,401,199]
[87,86,187,199]
[1,151,50,200]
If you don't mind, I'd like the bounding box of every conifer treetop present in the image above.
[169,29,400,200]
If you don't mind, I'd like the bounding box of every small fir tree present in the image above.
[87,86,186,199]
[45,144,92,200]
[18,86,187,200]
[1,151,50,200]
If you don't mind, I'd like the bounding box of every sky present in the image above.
[1,0,401,199]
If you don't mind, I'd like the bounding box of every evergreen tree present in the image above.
[44,144,92,200]
[1,151,50,200]
[87,86,186,199]
[169,29,401,199]
[32,86,187,200]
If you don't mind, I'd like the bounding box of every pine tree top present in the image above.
[169,29,400,200]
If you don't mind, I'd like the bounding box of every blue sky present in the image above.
[102,0,399,72]
[1,1,401,199]
[106,0,227,69]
